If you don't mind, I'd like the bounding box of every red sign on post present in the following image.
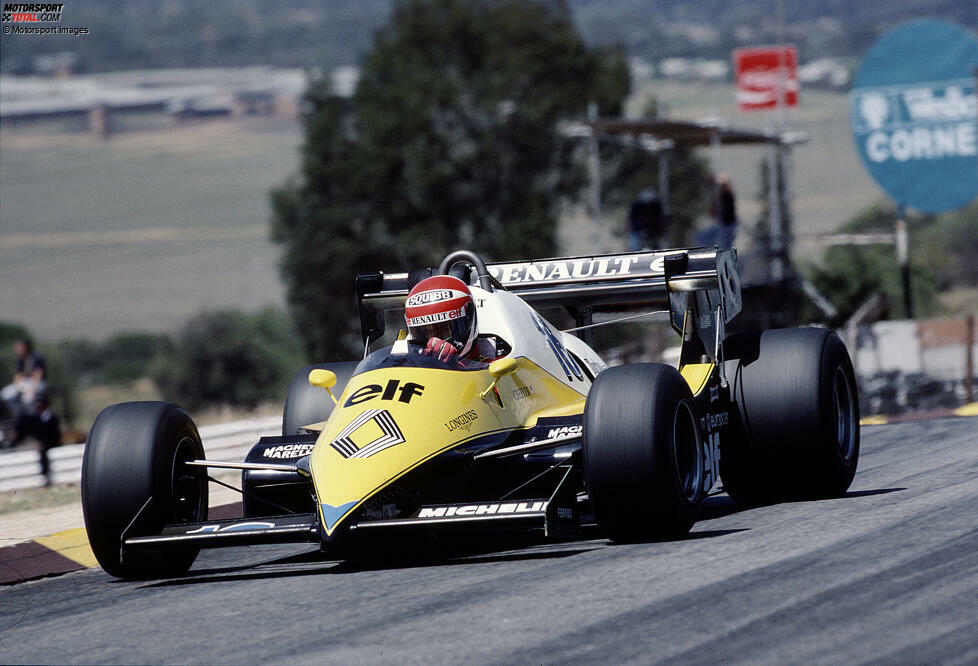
[734,46,799,111]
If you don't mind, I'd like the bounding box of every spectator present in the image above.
[627,187,664,251]
[1,339,48,447]
[17,392,61,487]
[698,173,738,250]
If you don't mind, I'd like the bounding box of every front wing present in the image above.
[122,460,586,559]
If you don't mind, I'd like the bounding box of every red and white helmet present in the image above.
[404,275,477,356]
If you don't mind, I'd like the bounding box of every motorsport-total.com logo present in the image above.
[1,3,64,22]
[2,2,89,36]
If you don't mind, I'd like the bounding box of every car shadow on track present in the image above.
[839,487,906,498]
[698,495,749,521]
[140,520,764,588]
[696,487,905,520]
[681,528,750,541]
[140,539,600,588]
[323,545,600,574]
[139,491,906,588]
[776,487,907,507]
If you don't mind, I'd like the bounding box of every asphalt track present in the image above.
[1,417,976,664]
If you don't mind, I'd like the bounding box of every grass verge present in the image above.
[0,483,81,515]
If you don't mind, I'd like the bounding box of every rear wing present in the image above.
[356,248,742,357]
[485,247,740,316]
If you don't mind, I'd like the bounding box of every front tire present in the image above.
[721,328,860,503]
[583,364,705,541]
[81,402,207,579]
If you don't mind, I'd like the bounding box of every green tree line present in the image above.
[805,200,978,321]
[1,308,305,428]
[271,0,710,361]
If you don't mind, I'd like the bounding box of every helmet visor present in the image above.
[407,306,474,352]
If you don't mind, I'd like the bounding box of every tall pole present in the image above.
[587,102,601,230]
[895,203,914,319]
[780,143,792,272]
[658,150,670,222]
[967,67,976,402]
[768,0,787,281]
[966,313,974,405]
[766,143,783,280]
[776,0,788,128]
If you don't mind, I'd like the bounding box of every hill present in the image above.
[2,1,974,75]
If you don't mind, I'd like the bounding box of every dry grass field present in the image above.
[0,83,882,342]
[0,116,300,340]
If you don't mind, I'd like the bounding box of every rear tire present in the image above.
[281,362,358,436]
[583,364,705,541]
[242,362,358,517]
[721,328,860,504]
[81,402,207,579]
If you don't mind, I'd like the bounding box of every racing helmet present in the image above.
[404,275,477,356]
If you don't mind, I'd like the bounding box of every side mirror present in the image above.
[481,358,518,402]
[308,369,338,404]
[488,357,518,379]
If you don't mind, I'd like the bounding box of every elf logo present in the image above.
[547,425,582,439]
[344,379,425,407]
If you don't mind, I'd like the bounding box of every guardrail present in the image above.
[0,416,282,492]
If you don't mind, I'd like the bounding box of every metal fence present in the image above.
[850,316,977,415]
[0,415,281,492]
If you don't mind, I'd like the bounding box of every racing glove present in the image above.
[426,337,458,361]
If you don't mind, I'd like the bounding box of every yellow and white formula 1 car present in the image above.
[81,248,860,579]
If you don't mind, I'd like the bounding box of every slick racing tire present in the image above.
[81,402,207,579]
[721,328,860,504]
[281,362,359,436]
[583,363,705,542]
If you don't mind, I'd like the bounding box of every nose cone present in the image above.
[310,368,501,534]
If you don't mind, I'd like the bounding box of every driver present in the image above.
[404,275,497,363]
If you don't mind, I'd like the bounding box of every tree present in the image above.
[915,201,978,291]
[152,308,305,410]
[804,203,939,321]
[61,333,174,387]
[272,0,630,360]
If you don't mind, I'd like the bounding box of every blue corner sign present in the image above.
[850,19,978,213]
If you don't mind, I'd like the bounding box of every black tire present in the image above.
[81,402,207,579]
[282,362,359,436]
[240,362,357,517]
[583,363,705,541]
[721,328,860,503]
